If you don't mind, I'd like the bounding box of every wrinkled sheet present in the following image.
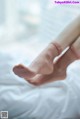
[0,53,80,119]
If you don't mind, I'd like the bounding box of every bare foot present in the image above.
[13,42,62,78]
[13,16,80,79]
[24,37,80,85]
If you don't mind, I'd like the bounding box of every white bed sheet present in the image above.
[0,53,80,119]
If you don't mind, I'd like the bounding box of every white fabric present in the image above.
[0,53,80,119]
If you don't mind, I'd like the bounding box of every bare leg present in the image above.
[13,16,80,78]
[25,37,80,85]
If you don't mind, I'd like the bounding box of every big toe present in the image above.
[13,64,36,78]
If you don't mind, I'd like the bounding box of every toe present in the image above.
[13,64,36,78]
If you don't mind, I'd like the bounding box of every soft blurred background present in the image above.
[0,0,80,65]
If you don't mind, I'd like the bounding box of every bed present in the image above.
[0,2,80,119]
[0,52,80,119]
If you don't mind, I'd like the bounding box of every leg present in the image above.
[25,37,80,85]
[13,16,80,78]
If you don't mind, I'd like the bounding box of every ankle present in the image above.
[47,43,59,59]
[50,42,63,55]
[70,37,80,59]
[70,46,80,59]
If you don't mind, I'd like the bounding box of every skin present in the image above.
[13,15,80,80]
[24,37,80,86]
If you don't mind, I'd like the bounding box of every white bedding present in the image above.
[0,53,80,119]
